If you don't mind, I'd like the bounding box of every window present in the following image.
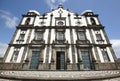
[57,32,64,40]
[25,18,30,25]
[78,32,86,40]
[19,34,25,40]
[57,21,64,26]
[90,18,96,25]
[11,48,19,62]
[30,51,40,70]
[81,50,91,70]
[101,49,110,62]
[36,32,43,40]
[56,19,65,26]
[96,34,102,40]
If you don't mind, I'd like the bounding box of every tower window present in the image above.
[57,21,64,26]
[96,34,102,40]
[36,32,43,40]
[78,32,86,40]
[57,32,64,40]
[25,18,31,25]
[11,48,20,62]
[90,18,96,25]
[101,49,110,62]
[19,34,25,41]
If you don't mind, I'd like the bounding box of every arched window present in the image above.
[90,18,96,25]
[25,18,30,25]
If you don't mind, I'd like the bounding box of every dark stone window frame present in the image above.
[78,48,93,70]
[10,48,20,62]
[35,32,44,41]
[56,31,65,41]
[76,29,87,41]
[100,48,110,62]
[16,29,26,42]
[34,28,45,41]
[55,17,66,27]
[95,30,104,42]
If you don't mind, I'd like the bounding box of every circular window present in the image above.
[57,21,64,26]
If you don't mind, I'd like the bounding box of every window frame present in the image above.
[96,34,103,41]
[35,32,43,40]
[78,31,86,40]
[57,31,64,41]
[11,48,20,62]
[101,49,110,62]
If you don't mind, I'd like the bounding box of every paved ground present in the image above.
[0,70,120,81]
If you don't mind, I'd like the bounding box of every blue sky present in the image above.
[0,0,120,58]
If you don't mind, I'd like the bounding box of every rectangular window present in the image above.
[19,34,25,40]
[96,34,102,40]
[81,50,91,70]
[101,50,110,62]
[30,51,40,70]
[36,32,43,40]
[57,32,64,40]
[79,32,86,40]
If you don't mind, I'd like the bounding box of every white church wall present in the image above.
[44,29,49,44]
[17,47,24,63]
[34,16,41,26]
[5,47,14,62]
[91,29,97,44]
[69,46,73,63]
[92,47,97,60]
[65,29,71,43]
[21,17,34,25]
[28,29,34,43]
[23,29,29,44]
[100,29,107,44]
[72,29,77,44]
[50,29,55,44]
[106,47,114,62]
[13,29,21,44]
[43,46,47,63]
[94,17,100,25]
[97,47,104,63]
[86,29,92,43]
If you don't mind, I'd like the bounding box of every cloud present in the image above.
[46,0,67,9]
[0,42,8,57]
[0,10,19,28]
[110,39,120,58]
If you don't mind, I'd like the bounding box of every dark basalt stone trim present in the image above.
[8,44,28,47]
[16,25,104,30]
[22,15,37,17]
[84,14,99,17]
[92,44,112,47]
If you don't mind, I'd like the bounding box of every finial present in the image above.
[58,4,63,9]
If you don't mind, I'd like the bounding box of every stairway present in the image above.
[0,70,120,81]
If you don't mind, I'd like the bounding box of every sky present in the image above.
[0,0,120,58]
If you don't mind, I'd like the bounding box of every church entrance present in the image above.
[56,51,65,70]
[30,51,40,70]
[81,51,91,70]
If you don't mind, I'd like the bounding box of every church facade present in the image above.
[0,5,118,71]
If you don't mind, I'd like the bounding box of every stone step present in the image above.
[0,70,120,80]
